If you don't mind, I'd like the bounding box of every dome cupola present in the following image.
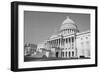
[59,16,79,36]
[60,16,77,31]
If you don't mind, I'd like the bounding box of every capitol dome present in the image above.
[60,16,77,31]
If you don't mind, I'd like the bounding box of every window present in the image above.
[69,52,71,57]
[86,37,88,39]
[72,37,74,42]
[66,38,67,43]
[66,52,67,57]
[69,38,70,43]
[72,51,74,56]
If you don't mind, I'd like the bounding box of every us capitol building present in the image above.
[37,16,90,59]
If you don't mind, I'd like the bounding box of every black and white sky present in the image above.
[24,11,90,44]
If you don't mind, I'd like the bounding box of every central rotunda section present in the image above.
[59,16,79,36]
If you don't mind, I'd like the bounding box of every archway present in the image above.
[56,52,59,58]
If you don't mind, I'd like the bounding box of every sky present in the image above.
[24,11,90,44]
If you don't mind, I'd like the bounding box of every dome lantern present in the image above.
[62,16,75,24]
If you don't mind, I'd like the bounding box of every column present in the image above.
[65,38,67,49]
[72,37,74,57]
[60,38,62,48]
[71,36,73,49]
[74,34,77,57]
[66,29,68,34]
[56,39,58,48]
[64,38,66,49]
[68,29,69,34]
[46,41,48,50]
[59,39,60,48]
[49,41,51,48]
[67,51,69,58]
[51,40,52,47]
[69,29,70,33]
[63,38,65,48]
[70,37,72,50]
[56,39,57,48]
[54,40,55,47]
[67,38,68,50]
[70,37,71,57]
[50,41,52,48]
[69,38,70,49]
[66,38,68,58]
[72,30,73,33]
[54,40,56,47]
[67,38,68,49]
[53,40,54,47]
[56,40,57,47]
[54,40,55,48]
[68,38,69,49]
[70,37,72,57]
[58,39,60,47]
[63,38,66,58]
[52,40,53,48]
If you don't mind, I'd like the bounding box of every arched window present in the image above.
[66,38,67,43]
[72,51,74,56]
[69,38,70,43]
[72,37,74,42]
[66,52,67,57]
[69,52,71,57]
[86,37,88,39]
[81,38,83,40]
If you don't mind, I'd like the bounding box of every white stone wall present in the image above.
[76,31,90,58]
